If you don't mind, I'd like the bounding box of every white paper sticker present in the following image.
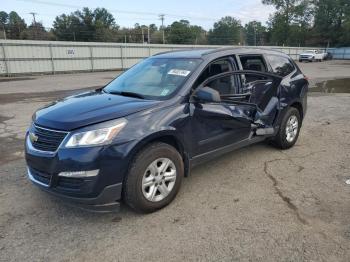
[168,69,191,77]
[161,89,170,96]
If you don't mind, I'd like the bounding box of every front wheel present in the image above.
[123,142,184,213]
[271,107,301,149]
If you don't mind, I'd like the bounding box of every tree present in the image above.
[311,0,350,46]
[244,21,267,46]
[6,11,27,39]
[53,7,118,42]
[0,11,8,39]
[208,16,242,45]
[21,22,53,40]
[263,0,312,46]
[165,20,205,44]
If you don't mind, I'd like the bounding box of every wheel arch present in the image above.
[127,131,190,178]
[290,101,304,120]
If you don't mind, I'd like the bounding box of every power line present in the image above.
[15,0,218,22]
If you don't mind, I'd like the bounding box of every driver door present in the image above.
[190,71,282,157]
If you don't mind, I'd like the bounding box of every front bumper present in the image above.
[299,56,313,61]
[25,132,135,212]
[28,167,122,212]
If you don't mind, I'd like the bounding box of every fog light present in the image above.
[58,170,99,178]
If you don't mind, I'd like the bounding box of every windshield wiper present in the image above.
[107,91,145,99]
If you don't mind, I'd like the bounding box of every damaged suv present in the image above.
[25,48,308,213]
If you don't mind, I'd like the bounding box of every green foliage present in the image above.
[208,16,242,45]
[311,0,350,46]
[263,0,313,46]
[5,11,27,39]
[1,3,350,46]
[165,20,206,44]
[53,7,118,42]
[21,22,53,40]
[244,21,267,46]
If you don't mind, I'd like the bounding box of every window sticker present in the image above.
[161,89,170,96]
[167,69,191,77]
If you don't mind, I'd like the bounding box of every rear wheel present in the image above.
[272,107,301,149]
[123,142,184,213]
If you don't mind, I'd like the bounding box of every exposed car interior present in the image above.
[192,55,278,113]
[195,58,244,96]
[239,55,268,83]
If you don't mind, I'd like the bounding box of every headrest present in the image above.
[209,64,222,76]
[248,64,262,71]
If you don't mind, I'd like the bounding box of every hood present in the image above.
[33,90,161,130]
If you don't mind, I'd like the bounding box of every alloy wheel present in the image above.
[141,158,177,202]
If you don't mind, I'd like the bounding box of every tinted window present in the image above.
[240,56,267,72]
[194,58,237,95]
[239,55,268,83]
[266,55,295,77]
[196,59,232,85]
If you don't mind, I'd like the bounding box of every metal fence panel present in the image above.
[328,47,350,59]
[93,59,122,70]
[93,46,121,58]
[53,59,92,72]
[5,44,51,59]
[51,45,90,58]
[7,60,52,74]
[0,39,347,76]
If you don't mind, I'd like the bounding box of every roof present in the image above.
[153,47,288,59]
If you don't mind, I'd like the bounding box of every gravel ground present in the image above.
[0,60,350,262]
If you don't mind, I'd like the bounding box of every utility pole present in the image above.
[141,27,144,43]
[1,25,6,40]
[29,12,38,39]
[159,14,165,44]
[254,27,257,46]
[29,12,37,24]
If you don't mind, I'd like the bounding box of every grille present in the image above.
[57,177,84,191]
[30,167,52,186]
[31,125,68,152]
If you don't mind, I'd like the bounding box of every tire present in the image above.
[271,107,301,149]
[123,142,184,213]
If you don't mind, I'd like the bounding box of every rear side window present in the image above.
[266,55,295,77]
[239,55,268,83]
[239,55,267,72]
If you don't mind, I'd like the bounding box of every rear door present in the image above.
[237,54,282,126]
[190,70,282,157]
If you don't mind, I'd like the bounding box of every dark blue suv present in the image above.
[25,48,308,213]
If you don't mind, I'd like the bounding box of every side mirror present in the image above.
[193,86,221,103]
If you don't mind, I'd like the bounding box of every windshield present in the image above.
[104,58,201,99]
[304,50,315,54]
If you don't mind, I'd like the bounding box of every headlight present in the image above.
[65,119,127,148]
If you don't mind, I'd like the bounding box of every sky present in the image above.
[2,0,275,30]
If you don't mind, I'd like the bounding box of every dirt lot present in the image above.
[0,60,350,262]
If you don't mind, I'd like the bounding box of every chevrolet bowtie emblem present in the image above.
[29,132,39,143]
